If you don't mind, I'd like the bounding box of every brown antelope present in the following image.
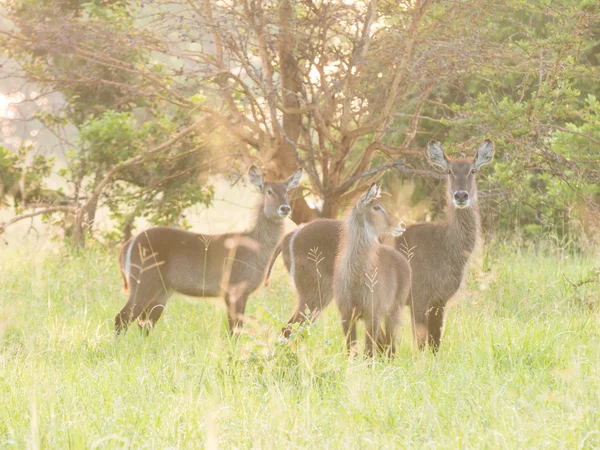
[334,184,410,357]
[267,140,494,352]
[115,165,302,335]
[400,140,494,351]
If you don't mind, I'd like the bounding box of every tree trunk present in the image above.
[123,216,134,243]
[71,209,86,248]
[321,194,341,219]
[276,0,319,225]
[85,200,98,238]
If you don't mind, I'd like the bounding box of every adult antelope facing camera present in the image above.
[267,140,494,352]
[334,184,410,357]
[115,166,302,335]
[402,140,494,351]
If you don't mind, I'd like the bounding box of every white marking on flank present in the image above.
[124,237,135,283]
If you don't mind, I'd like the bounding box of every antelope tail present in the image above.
[264,242,283,287]
[118,237,135,293]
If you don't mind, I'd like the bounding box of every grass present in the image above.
[0,242,599,449]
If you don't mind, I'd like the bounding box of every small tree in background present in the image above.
[0,0,215,246]
[410,1,600,244]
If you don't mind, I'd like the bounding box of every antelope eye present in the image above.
[471,169,478,174]
[446,169,452,174]
[373,205,382,212]
[267,189,274,195]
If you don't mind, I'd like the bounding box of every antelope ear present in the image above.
[285,168,302,190]
[248,165,264,190]
[363,183,380,204]
[427,141,448,170]
[474,140,494,169]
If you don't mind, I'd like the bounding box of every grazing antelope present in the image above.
[115,166,302,335]
[267,140,494,352]
[334,184,410,357]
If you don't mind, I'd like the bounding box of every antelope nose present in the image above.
[279,205,291,216]
[454,191,469,203]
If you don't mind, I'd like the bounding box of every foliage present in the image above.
[387,0,600,245]
[7,0,155,123]
[1,0,599,245]
[75,110,213,234]
[0,146,20,205]
[0,0,215,245]
[0,143,58,208]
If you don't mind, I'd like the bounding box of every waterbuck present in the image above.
[334,184,410,357]
[115,165,302,335]
[267,140,494,352]
[400,140,494,351]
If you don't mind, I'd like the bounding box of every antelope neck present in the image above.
[446,197,480,255]
[339,211,378,276]
[247,202,285,250]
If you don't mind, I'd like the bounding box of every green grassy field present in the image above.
[1,242,599,449]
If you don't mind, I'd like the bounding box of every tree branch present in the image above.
[345,0,432,140]
[331,160,404,195]
[0,206,76,236]
[542,124,600,146]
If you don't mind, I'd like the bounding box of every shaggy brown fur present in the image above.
[267,140,494,352]
[333,185,410,357]
[399,140,494,351]
[114,166,302,335]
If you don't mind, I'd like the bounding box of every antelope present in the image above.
[400,140,494,351]
[267,140,494,352]
[334,184,410,357]
[115,165,302,335]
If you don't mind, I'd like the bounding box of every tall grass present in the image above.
[0,243,599,448]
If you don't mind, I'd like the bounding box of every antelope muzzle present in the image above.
[453,190,470,209]
[278,204,292,218]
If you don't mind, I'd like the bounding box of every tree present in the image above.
[150,0,459,219]
[414,1,600,243]
[1,0,599,246]
[0,0,215,245]
[4,0,481,223]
